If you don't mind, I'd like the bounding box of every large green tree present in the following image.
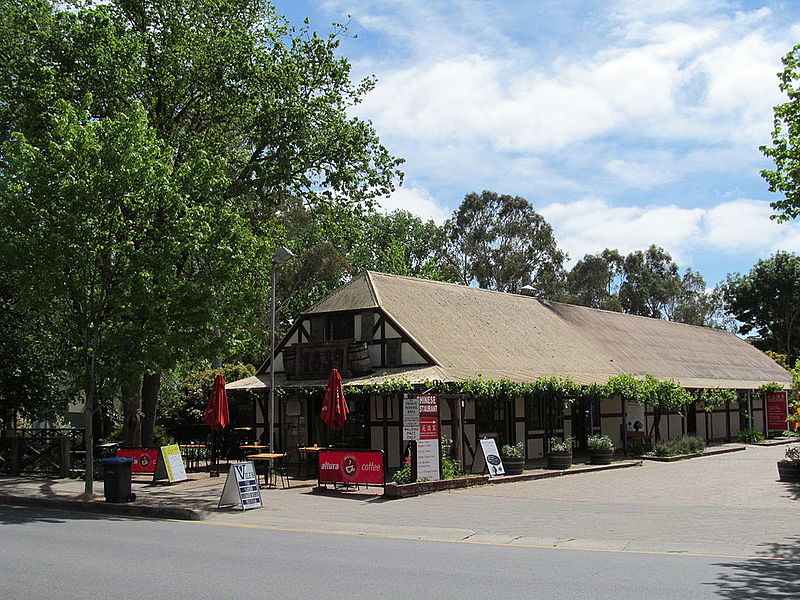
[444,190,565,295]
[0,0,403,491]
[564,249,624,311]
[760,43,800,222]
[723,252,800,363]
[565,246,727,327]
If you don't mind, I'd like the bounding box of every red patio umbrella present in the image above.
[320,368,349,431]
[205,374,229,476]
[205,374,230,431]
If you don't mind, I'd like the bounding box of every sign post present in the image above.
[766,391,789,435]
[152,444,188,483]
[416,394,440,481]
[470,438,505,477]
[317,449,385,488]
[403,396,420,441]
[116,448,158,474]
[218,461,262,510]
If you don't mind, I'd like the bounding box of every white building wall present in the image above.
[368,343,381,366]
[401,343,425,364]
[711,410,728,440]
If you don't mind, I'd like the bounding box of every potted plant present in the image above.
[587,434,614,465]
[777,444,800,483]
[547,436,573,470]
[501,442,525,475]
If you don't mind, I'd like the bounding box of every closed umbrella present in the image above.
[320,368,349,431]
[205,374,229,475]
[205,374,230,430]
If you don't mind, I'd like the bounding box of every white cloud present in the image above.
[541,196,800,267]
[541,198,704,263]
[604,155,679,188]
[376,186,451,224]
[350,0,795,173]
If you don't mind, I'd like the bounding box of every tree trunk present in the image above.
[140,371,161,447]
[651,408,662,441]
[121,378,142,448]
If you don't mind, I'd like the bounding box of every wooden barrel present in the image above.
[546,451,572,470]
[347,341,373,376]
[282,346,296,380]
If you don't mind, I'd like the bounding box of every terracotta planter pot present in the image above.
[777,460,800,482]
[502,457,525,475]
[547,451,572,470]
[589,449,614,465]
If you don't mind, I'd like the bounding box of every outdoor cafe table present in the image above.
[247,453,288,488]
[178,444,207,471]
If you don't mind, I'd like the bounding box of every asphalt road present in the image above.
[2,505,797,599]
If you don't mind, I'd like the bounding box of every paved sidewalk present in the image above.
[1,443,798,556]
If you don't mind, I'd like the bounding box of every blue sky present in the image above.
[273,0,800,285]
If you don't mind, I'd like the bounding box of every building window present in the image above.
[526,397,544,430]
[327,314,354,340]
[526,397,565,431]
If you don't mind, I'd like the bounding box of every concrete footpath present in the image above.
[1,443,798,556]
[0,457,645,521]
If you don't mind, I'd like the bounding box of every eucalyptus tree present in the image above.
[444,190,566,296]
[564,249,624,310]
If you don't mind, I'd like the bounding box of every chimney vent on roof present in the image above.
[519,285,551,306]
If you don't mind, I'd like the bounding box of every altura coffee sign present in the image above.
[318,449,385,486]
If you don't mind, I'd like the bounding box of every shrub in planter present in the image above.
[651,436,706,457]
[587,434,614,465]
[777,445,800,483]
[739,427,765,444]
[547,436,573,470]
[501,442,525,475]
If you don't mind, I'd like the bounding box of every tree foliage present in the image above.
[723,252,800,363]
[444,190,565,296]
[760,43,800,222]
[565,245,729,328]
[158,363,255,442]
[564,249,624,311]
[0,0,403,488]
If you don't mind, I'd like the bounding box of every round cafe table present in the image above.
[246,453,288,488]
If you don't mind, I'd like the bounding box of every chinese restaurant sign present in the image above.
[416,394,440,481]
[318,449,385,487]
[766,391,789,432]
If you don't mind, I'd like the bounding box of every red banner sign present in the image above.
[318,449,385,486]
[116,448,158,474]
[766,391,789,432]
[417,394,439,440]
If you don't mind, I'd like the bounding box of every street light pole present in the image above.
[269,247,294,457]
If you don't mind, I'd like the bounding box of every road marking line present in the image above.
[166,519,785,561]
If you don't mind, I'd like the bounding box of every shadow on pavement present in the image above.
[779,481,800,501]
[0,504,137,526]
[709,537,800,598]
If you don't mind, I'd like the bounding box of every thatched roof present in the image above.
[228,271,791,391]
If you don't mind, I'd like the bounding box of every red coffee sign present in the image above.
[766,391,789,432]
[116,448,158,474]
[318,449,385,486]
